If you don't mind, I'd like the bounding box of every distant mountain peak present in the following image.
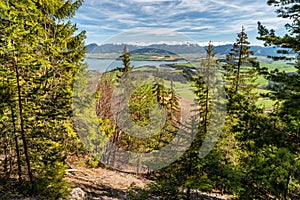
[86,43,283,57]
[86,43,207,55]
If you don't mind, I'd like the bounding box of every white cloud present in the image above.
[208,0,241,9]
[74,0,290,44]
[128,28,178,35]
[130,0,169,2]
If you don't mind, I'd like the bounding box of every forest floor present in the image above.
[66,157,232,200]
[66,156,150,200]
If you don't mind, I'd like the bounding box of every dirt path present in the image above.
[66,160,151,200]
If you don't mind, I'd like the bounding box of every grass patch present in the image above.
[260,60,297,72]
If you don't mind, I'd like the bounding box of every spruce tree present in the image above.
[143,42,221,199]
[224,27,259,95]
[226,1,300,199]
[236,1,300,199]
[0,0,86,198]
[218,28,263,197]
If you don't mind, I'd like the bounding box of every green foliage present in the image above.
[0,0,86,198]
[126,4,300,200]
[85,155,100,168]
[96,50,181,155]
[234,101,300,199]
[33,160,71,199]
[231,1,300,198]
[136,42,226,199]
[120,45,134,73]
[127,181,182,200]
[224,27,259,96]
[73,68,110,158]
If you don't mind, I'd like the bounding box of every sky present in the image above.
[72,0,289,46]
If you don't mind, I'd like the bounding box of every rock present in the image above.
[70,188,86,200]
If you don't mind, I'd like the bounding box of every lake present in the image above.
[85,58,188,72]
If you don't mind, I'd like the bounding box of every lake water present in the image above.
[85,58,188,72]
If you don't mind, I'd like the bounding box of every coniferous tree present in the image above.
[139,43,221,199]
[233,1,300,199]
[225,27,259,94]
[217,28,263,197]
[222,28,260,158]
[218,2,300,199]
[0,0,86,198]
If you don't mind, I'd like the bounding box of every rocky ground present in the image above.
[66,165,150,200]
[1,161,231,200]
[66,158,231,200]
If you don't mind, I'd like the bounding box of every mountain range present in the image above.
[86,43,284,57]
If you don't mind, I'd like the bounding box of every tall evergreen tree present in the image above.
[182,43,218,198]
[224,27,259,96]
[137,42,221,199]
[0,0,86,198]
[216,28,263,198]
[222,28,260,164]
[231,1,300,199]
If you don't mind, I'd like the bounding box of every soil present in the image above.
[66,157,231,200]
[66,157,151,200]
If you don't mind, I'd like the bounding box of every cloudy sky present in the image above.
[73,0,289,45]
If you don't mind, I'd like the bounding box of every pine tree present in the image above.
[236,1,300,199]
[224,1,300,199]
[0,0,86,198]
[224,27,259,96]
[217,28,264,197]
[222,28,260,161]
[143,42,222,199]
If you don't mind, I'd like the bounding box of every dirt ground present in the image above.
[66,156,231,200]
[66,157,152,200]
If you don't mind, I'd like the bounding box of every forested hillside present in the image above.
[0,0,299,200]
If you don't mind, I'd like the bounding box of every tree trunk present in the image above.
[10,104,22,184]
[14,56,33,187]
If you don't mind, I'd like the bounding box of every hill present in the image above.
[86,43,206,55]
[212,44,280,57]
[86,43,287,57]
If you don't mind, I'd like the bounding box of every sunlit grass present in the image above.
[95,58,297,110]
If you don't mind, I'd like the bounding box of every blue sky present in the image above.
[73,0,289,46]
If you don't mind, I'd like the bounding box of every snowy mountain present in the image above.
[86,43,288,57]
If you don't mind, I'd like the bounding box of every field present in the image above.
[155,58,297,109]
[89,54,297,110]
[86,53,184,61]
